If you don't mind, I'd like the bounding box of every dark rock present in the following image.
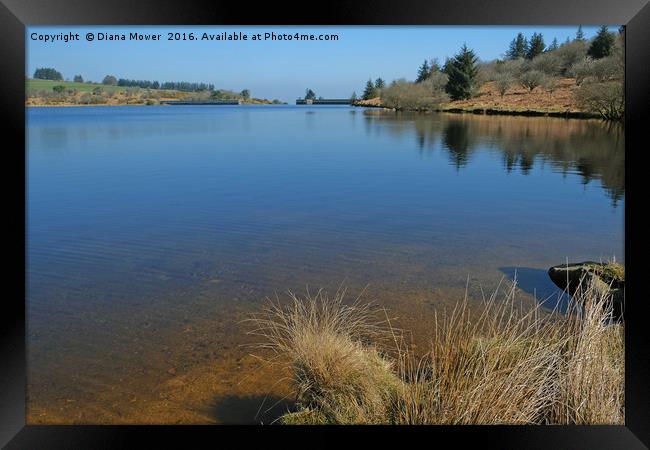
[548,261,624,321]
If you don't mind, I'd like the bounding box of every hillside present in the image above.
[354,77,594,117]
[442,77,583,114]
[26,79,281,106]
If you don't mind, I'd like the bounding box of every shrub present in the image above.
[531,52,562,76]
[568,58,594,85]
[590,56,623,82]
[518,70,547,91]
[77,93,93,104]
[91,96,107,104]
[476,61,499,83]
[575,80,624,120]
[554,40,589,75]
[381,79,448,110]
[542,77,560,96]
[52,85,66,93]
[423,70,449,95]
[494,73,513,96]
[495,58,527,78]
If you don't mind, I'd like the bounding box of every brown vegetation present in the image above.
[442,77,584,114]
[250,281,624,425]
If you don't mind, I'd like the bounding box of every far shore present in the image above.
[26,101,284,107]
[28,77,602,120]
[352,77,602,119]
[26,101,601,120]
[352,102,601,119]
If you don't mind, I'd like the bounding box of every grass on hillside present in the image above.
[248,280,624,425]
[26,79,283,106]
[441,78,584,114]
[27,79,125,94]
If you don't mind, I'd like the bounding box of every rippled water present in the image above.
[27,105,624,423]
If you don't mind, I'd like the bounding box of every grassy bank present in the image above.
[26,79,283,106]
[250,281,624,424]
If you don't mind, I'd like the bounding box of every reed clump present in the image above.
[249,280,624,425]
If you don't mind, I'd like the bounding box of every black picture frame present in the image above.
[1,0,648,447]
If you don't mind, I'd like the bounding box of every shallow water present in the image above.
[26,105,624,423]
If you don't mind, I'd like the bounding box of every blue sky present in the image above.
[27,26,607,102]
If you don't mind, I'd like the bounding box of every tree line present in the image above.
[348,25,623,120]
[115,78,215,92]
[32,68,218,93]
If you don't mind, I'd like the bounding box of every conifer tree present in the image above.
[363,79,377,99]
[587,25,616,59]
[576,25,585,41]
[444,44,479,100]
[526,33,545,59]
[506,33,528,59]
[416,60,431,82]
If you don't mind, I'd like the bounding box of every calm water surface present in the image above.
[27,106,624,423]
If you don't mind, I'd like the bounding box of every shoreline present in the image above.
[25,102,285,108]
[26,102,601,119]
[439,107,600,119]
[351,101,601,120]
[351,77,609,120]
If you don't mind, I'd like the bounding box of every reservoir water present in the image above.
[26,105,624,423]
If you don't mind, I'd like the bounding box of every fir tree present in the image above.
[444,44,479,100]
[416,60,431,82]
[587,25,616,59]
[363,79,378,99]
[576,25,585,41]
[526,33,545,59]
[506,33,528,59]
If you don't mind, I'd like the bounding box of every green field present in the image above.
[27,79,130,94]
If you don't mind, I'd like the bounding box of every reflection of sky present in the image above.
[27,106,624,308]
[26,106,625,424]
[26,25,609,101]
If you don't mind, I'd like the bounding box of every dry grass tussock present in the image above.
[248,280,624,425]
